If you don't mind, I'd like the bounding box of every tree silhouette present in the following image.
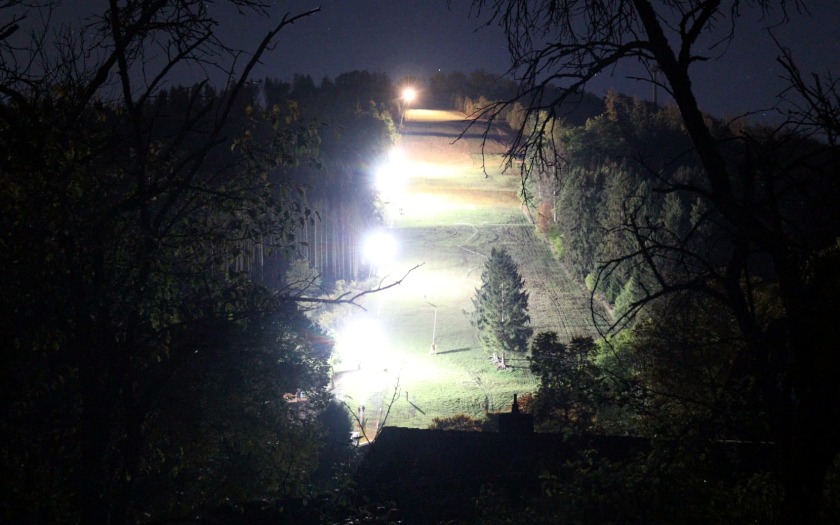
[471,247,533,354]
[473,1,840,521]
[529,333,600,432]
[0,3,338,524]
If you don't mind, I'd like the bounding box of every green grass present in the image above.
[333,118,601,435]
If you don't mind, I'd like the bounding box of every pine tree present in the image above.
[471,247,533,353]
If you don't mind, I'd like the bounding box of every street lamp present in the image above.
[399,87,416,130]
[402,87,416,105]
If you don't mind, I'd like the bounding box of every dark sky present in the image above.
[228,1,509,83]
[235,0,839,120]
[40,1,839,120]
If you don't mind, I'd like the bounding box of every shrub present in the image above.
[584,272,597,292]
[429,414,484,431]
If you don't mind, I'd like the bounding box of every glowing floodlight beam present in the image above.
[364,231,397,275]
[374,148,409,201]
[402,87,416,104]
[335,318,388,372]
[374,164,404,200]
[388,147,406,164]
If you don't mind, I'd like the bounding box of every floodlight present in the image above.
[335,318,388,371]
[364,231,397,266]
[402,87,416,104]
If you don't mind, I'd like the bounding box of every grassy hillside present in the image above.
[332,110,603,435]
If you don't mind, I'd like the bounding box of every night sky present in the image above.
[236,0,839,121]
[45,1,840,121]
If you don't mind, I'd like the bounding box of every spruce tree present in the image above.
[471,247,533,353]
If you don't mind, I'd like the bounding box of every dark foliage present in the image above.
[473,1,840,522]
[529,333,601,433]
[0,3,397,523]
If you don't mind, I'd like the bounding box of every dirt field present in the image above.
[335,109,603,435]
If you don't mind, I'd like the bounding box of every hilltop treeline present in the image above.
[427,69,604,126]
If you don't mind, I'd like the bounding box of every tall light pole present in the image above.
[399,87,416,130]
[425,299,437,354]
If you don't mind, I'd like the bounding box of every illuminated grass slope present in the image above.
[334,109,601,434]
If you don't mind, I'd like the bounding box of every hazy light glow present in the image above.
[398,192,476,218]
[374,148,409,201]
[335,318,387,371]
[402,87,416,104]
[401,269,476,300]
[364,231,397,266]
[388,147,406,164]
[375,165,403,201]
